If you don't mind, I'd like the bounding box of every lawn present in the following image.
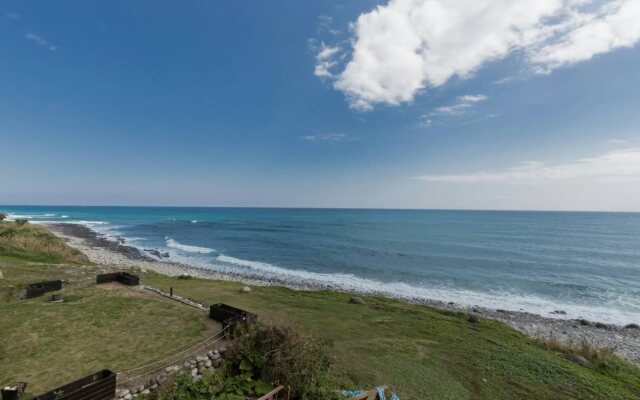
[0,256,215,397]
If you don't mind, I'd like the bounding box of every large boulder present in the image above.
[565,354,591,367]
[349,296,365,305]
[240,286,252,293]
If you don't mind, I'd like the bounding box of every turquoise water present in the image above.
[3,206,640,324]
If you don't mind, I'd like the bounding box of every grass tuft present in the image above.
[0,221,89,264]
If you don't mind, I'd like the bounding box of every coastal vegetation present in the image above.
[0,220,88,264]
[1,223,639,399]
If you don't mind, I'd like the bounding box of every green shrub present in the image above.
[0,212,6,221]
[14,219,28,226]
[227,323,340,399]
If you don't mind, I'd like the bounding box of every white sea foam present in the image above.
[211,254,640,325]
[165,237,215,254]
[191,220,198,224]
[61,215,69,218]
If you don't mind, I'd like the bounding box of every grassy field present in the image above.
[0,226,217,397]
[1,220,639,399]
[141,272,640,400]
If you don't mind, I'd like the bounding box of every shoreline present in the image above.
[45,222,640,364]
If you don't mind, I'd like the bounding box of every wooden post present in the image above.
[170,287,173,297]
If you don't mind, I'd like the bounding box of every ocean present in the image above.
[2,205,639,325]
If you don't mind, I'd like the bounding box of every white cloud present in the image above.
[314,42,342,78]
[6,12,20,20]
[324,0,640,110]
[25,32,57,51]
[415,148,640,184]
[430,94,488,116]
[302,133,351,142]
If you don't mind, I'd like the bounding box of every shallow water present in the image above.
[3,206,640,324]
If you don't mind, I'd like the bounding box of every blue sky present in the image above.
[2,1,640,210]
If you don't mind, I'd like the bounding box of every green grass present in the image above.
[0,221,88,264]
[141,273,640,400]
[0,257,215,397]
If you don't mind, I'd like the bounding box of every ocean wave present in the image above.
[165,237,215,254]
[211,254,640,325]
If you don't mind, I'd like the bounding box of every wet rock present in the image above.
[565,354,591,367]
[551,310,567,315]
[625,323,640,330]
[577,319,594,326]
[468,314,480,323]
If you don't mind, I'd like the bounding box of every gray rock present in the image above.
[551,310,567,315]
[132,395,138,399]
[183,361,191,368]
[191,368,198,376]
[165,365,175,373]
[207,351,215,358]
[595,322,612,330]
[213,359,222,368]
[189,359,196,365]
[577,319,594,326]
[205,360,212,367]
[124,395,132,400]
[240,286,251,293]
[157,373,168,384]
[117,389,130,397]
[468,314,480,323]
[625,323,640,329]
[196,355,207,362]
[349,296,365,305]
[141,389,150,395]
[211,353,221,360]
[218,346,227,354]
[565,354,591,367]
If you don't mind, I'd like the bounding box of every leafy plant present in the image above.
[0,213,6,221]
[228,323,339,399]
[14,219,28,226]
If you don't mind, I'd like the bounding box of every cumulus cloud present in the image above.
[25,32,57,51]
[414,148,640,184]
[302,133,351,142]
[321,0,640,110]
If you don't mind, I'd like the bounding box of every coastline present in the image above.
[45,222,640,365]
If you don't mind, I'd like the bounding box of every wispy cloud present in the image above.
[302,133,351,142]
[609,138,630,145]
[430,94,488,116]
[25,32,57,51]
[418,94,491,128]
[314,42,342,78]
[323,0,640,110]
[6,12,20,20]
[414,148,640,184]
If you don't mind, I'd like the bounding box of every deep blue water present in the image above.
[3,206,640,324]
